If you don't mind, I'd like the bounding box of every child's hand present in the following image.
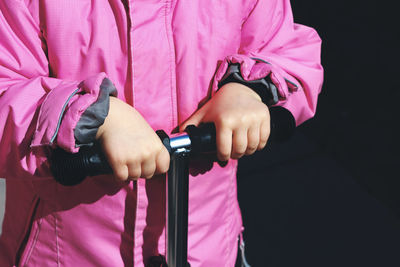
[96,97,170,181]
[180,83,270,162]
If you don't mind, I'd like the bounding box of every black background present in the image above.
[236,1,400,266]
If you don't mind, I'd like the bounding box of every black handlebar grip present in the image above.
[50,107,295,186]
[50,144,112,186]
[185,123,216,154]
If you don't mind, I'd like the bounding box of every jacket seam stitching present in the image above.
[15,195,40,266]
[55,214,60,267]
[242,0,259,24]
[23,218,42,266]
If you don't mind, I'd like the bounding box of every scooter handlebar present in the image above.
[49,106,294,186]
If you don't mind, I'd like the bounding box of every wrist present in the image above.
[95,96,118,140]
[219,82,262,102]
[218,63,279,106]
[74,78,118,146]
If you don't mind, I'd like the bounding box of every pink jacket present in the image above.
[0,0,323,266]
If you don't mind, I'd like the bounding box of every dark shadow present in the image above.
[0,180,37,266]
[120,186,135,266]
[237,131,400,267]
[141,176,166,265]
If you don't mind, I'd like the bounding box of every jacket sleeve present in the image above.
[212,0,324,126]
[0,2,109,179]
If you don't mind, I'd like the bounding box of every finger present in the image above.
[216,125,232,162]
[127,162,141,180]
[113,164,129,181]
[141,158,156,179]
[155,147,170,175]
[179,106,208,132]
[231,127,247,159]
[100,139,125,179]
[258,118,270,150]
[245,125,260,155]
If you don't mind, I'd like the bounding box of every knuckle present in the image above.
[247,134,258,145]
[234,143,247,154]
[155,141,165,152]
[265,125,271,135]
[260,133,270,144]
[219,116,234,128]
[248,135,258,145]
[114,166,128,181]
[247,143,258,151]
[154,149,170,174]
[260,136,268,145]
[161,146,170,157]
[143,173,154,179]
[257,141,267,150]
[219,151,230,161]
[259,107,269,117]
[231,152,244,159]
[245,144,257,155]
[158,160,170,174]
[238,116,248,126]
[123,151,139,165]
[140,149,152,161]
[246,112,257,121]
[141,160,157,179]
[142,169,156,179]
[128,168,141,179]
[109,153,125,166]
[159,151,170,164]
[152,143,165,157]
[159,163,169,174]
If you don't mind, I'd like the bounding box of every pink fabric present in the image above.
[0,0,323,266]
[30,73,107,152]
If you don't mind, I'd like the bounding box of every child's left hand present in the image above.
[179,82,270,162]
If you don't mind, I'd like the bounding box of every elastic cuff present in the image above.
[211,55,301,108]
[74,78,117,147]
[218,63,279,106]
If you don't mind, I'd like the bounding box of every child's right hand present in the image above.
[95,97,170,182]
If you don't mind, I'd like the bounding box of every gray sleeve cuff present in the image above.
[218,64,279,106]
[74,78,118,147]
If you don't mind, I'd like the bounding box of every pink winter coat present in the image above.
[0,0,323,266]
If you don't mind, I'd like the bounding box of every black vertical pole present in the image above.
[167,150,190,267]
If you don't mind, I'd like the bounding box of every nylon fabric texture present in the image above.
[0,0,323,266]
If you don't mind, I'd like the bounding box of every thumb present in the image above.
[179,106,208,132]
